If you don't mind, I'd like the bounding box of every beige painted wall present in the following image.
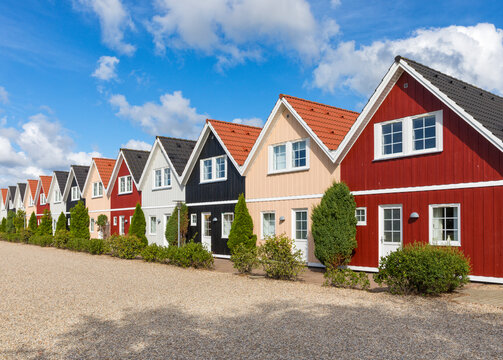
[24,188,36,223]
[245,107,341,264]
[83,164,111,238]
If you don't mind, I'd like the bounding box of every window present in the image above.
[262,212,276,238]
[200,156,227,183]
[113,216,117,226]
[382,207,401,243]
[119,175,132,194]
[119,216,125,235]
[355,207,367,226]
[190,213,197,226]
[54,189,62,203]
[40,193,46,205]
[293,210,308,240]
[90,218,95,232]
[71,186,80,201]
[150,216,157,235]
[93,182,103,197]
[269,139,309,174]
[221,213,234,238]
[154,168,171,189]
[375,110,443,160]
[29,196,34,206]
[430,204,460,246]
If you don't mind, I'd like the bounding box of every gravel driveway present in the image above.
[1,241,502,359]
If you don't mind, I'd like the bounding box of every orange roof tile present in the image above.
[93,158,116,189]
[207,119,262,166]
[280,94,359,151]
[40,176,52,195]
[27,180,38,200]
[1,189,7,204]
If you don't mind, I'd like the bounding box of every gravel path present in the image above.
[1,241,502,359]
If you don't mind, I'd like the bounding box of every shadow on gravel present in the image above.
[45,300,503,360]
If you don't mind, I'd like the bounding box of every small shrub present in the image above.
[373,243,471,295]
[258,234,305,280]
[169,242,214,269]
[141,243,161,262]
[324,267,370,290]
[29,234,53,247]
[107,234,144,259]
[97,214,108,237]
[56,212,67,232]
[230,243,259,274]
[38,209,53,236]
[0,218,6,232]
[66,237,86,252]
[227,194,257,252]
[129,203,148,247]
[165,203,189,247]
[6,211,15,234]
[18,229,32,243]
[53,230,70,248]
[14,210,26,233]
[28,212,37,233]
[3,232,21,243]
[70,201,90,240]
[86,238,107,255]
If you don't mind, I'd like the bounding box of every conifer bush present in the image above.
[38,209,53,236]
[6,211,15,234]
[129,203,148,247]
[227,193,257,253]
[56,212,67,232]
[70,201,90,240]
[311,182,357,268]
[0,218,6,232]
[14,210,26,233]
[28,212,37,233]
[165,203,189,247]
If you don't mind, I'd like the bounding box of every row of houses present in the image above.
[1,56,502,283]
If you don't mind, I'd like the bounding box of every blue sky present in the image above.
[0,0,502,186]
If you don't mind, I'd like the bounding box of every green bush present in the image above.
[97,214,108,237]
[2,232,21,242]
[56,212,67,232]
[227,193,257,252]
[141,243,162,262]
[312,182,357,268]
[0,218,6,232]
[129,203,148,247]
[258,234,305,280]
[6,211,15,234]
[86,238,107,255]
[28,212,37,232]
[324,267,370,290]
[18,229,32,243]
[169,241,214,269]
[230,243,259,274]
[373,243,471,295]
[165,203,189,247]
[14,210,26,233]
[66,236,86,252]
[29,234,53,247]
[38,209,52,236]
[107,234,144,259]
[54,230,70,248]
[70,201,90,240]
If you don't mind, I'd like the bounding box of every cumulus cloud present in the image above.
[92,55,120,81]
[313,23,503,97]
[122,139,152,151]
[0,86,8,104]
[75,0,135,55]
[148,0,335,69]
[109,91,207,138]
[232,117,263,127]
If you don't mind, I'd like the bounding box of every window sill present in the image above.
[430,241,461,247]
[356,223,367,226]
[199,178,227,184]
[92,195,103,199]
[267,166,309,176]
[152,186,172,191]
[373,149,442,162]
[118,191,133,195]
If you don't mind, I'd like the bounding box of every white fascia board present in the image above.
[34,178,43,206]
[46,173,58,204]
[138,139,160,190]
[106,151,125,197]
[62,168,76,202]
[181,124,211,185]
[207,122,242,174]
[81,160,97,196]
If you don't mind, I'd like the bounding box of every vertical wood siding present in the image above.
[83,164,111,238]
[66,177,86,214]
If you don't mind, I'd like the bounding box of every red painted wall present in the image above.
[36,190,50,218]
[110,158,141,235]
[342,72,503,278]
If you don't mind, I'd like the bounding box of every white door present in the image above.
[292,209,308,262]
[201,213,212,251]
[379,205,402,260]
[119,215,125,235]
[163,213,171,246]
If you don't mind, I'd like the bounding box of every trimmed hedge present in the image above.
[107,234,145,259]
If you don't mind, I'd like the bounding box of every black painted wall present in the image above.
[65,177,86,214]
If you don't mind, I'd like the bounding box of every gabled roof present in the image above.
[207,120,261,166]
[17,183,26,203]
[94,158,115,188]
[40,176,52,194]
[27,180,38,202]
[1,188,7,205]
[336,56,503,164]
[72,165,90,191]
[157,137,196,177]
[280,95,359,151]
[8,186,16,201]
[54,171,70,192]
[122,149,150,184]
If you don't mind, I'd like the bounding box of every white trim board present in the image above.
[186,200,238,207]
[247,193,323,203]
[469,275,503,285]
[213,254,231,259]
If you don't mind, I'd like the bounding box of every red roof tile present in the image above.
[93,158,116,189]
[27,180,38,201]
[280,94,359,151]
[40,176,52,195]
[207,119,262,166]
[1,189,7,204]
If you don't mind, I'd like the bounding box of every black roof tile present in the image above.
[122,149,150,183]
[54,171,69,192]
[8,186,16,199]
[17,183,26,201]
[157,136,196,177]
[71,165,90,191]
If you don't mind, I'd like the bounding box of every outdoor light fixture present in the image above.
[410,212,419,219]
[279,216,285,222]
[213,217,218,222]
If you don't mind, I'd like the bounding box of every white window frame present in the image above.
[199,155,227,184]
[40,193,46,205]
[54,188,62,203]
[355,207,367,226]
[429,203,461,247]
[374,110,443,161]
[379,205,403,244]
[71,186,80,201]
[221,212,234,239]
[149,216,157,235]
[113,216,117,226]
[92,181,104,198]
[292,209,308,241]
[119,216,125,235]
[268,138,310,175]
[190,213,197,226]
[261,211,276,239]
[118,175,133,195]
[90,218,95,232]
[29,196,34,207]
[153,167,172,190]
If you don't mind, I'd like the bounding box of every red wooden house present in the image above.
[107,148,149,235]
[35,175,52,222]
[339,56,503,283]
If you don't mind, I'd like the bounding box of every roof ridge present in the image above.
[279,94,360,115]
[156,136,196,142]
[121,148,150,153]
[398,56,503,101]
[207,118,262,130]
[93,157,116,161]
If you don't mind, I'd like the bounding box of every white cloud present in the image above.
[0,86,8,104]
[313,23,503,97]
[109,91,207,138]
[75,0,135,55]
[232,117,263,127]
[122,139,152,151]
[330,0,341,8]
[92,55,120,81]
[148,0,335,69]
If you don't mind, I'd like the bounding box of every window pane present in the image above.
[382,122,402,155]
[151,217,156,234]
[292,141,306,168]
[222,213,233,238]
[431,206,460,243]
[295,210,307,240]
[216,157,226,179]
[263,213,275,237]
[414,116,436,151]
[273,145,286,170]
[203,159,212,180]
[164,168,171,186]
[155,169,162,187]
